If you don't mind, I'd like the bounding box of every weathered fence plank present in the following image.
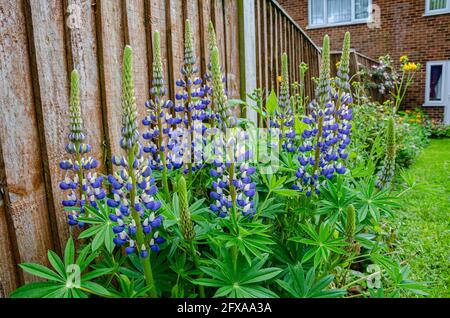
[0,0,55,284]
[123,0,151,123]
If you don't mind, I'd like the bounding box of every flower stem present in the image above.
[228,163,239,273]
[128,149,157,298]
[189,241,205,298]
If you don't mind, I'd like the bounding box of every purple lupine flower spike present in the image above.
[60,70,102,228]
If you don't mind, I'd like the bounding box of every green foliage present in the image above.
[13,32,438,299]
[277,265,345,298]
[11,238,112,298]
[290,223,347,268]
[195,253,281,298]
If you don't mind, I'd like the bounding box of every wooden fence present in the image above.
[254,0,321,100]
[0,0,324,296]
[331,50,379,100]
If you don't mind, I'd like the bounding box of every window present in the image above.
[424,61,446,105]
[425,0,450,15]
[308,0,371,27]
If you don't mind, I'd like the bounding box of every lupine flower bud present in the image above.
[210,46,235,129]
[178,176,195,241]
[346,204,356,243]
[376,116,396,188]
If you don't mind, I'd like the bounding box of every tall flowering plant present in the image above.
[294,33,353,196]
[174,19,209,176]
[271,53,296,153]
[60,70,102,227]
[108,46,164,298]
[142,31,172,201]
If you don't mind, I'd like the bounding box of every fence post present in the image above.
[238,0,257,123]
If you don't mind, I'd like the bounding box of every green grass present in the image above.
[396,139,450,297]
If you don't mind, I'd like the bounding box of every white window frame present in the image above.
[424,61,447,106]
[425,0,450,16]
[308,0,372,28]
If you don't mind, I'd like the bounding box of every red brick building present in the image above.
[278,0,450,124]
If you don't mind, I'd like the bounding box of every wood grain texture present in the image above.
[223,0,240,103]
[123,0,150,125]
[1,0,55,284]
[96,0,124,162]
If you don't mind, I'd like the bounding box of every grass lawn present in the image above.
[396,138,450,297]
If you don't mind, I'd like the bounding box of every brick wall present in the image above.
[278,0,450,122]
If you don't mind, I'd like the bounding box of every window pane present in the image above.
[311,0,325,25]
[327,0,351,24]
[430,0,447,10]
[429,65,443,101]
[355,0,369,19]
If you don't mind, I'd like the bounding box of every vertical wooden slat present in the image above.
[223,0,240,101]
[262,0,269,93]
[267,3,276,90]
[24,0,77,255]
[123,0,151,123]
[0,137,20,296]
[1,0,56,285]
[198,0,210,76]
[255,0,261,89]
[95,0,125,164]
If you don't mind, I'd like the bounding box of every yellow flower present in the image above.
[400,55,409,64]
[403,62,418,72]
[277,75,282,83]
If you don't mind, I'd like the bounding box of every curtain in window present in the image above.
[327,0,351,23]
[311,0,325,25]
[429,65,443,101]
[430,0,447,10]
[355,0,369,19]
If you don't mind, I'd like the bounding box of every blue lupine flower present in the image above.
[109,45,165,257]
[294,35,352,196]
[60,70,103,228]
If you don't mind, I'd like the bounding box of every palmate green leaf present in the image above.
[351,178,400,223]
[195,252,280,298]
[19,263,64,283]
[277,265,345,298]
[291,223,347,267]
